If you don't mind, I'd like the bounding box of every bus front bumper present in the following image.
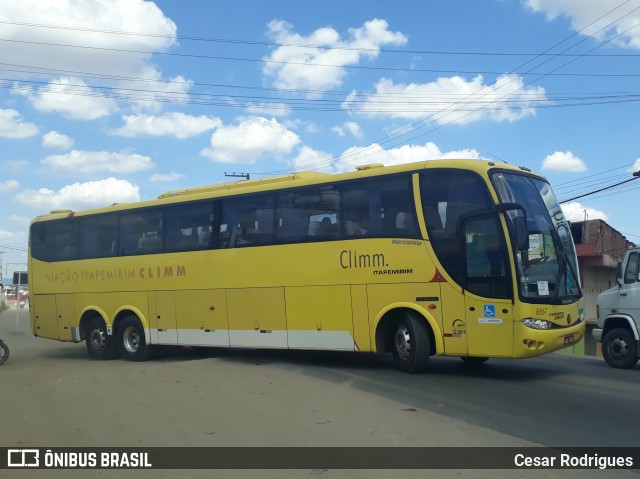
[513,320,586,358]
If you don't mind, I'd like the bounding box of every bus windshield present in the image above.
[492,172,581,304]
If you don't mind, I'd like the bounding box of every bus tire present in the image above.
[392,312,430,373]
[602,328,639,369]
[119,316,152,361]
[86,318,119,360]
[461,356,489,365]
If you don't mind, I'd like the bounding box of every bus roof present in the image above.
[30,159,542,222]
[157,171,330,199]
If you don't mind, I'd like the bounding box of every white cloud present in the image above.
[42,131,74,149]
[542,151,587,172]
[293,146,334,170]
[0,179,20,192]
[150,172,186,182]
[124,71,193,113]
[14,178,140,211]
[263,19,407,93]
[112,112,222,139]
[0,108,39,138]
[42,150,153,174]
[308,141,484,173]
[15,77,118,120]
[332,121,364,139]
[524,0,640,50]
[245,102,292,117]
[631,158,640,173]
[344,75,547,124]
[1,0,184,113]
[201,117,300,164]
[561,201,608,222]
[0,0,176,73]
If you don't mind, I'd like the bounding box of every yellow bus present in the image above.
[28,159,585,372]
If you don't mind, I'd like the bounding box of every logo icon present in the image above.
[483,304,496,317]
[8,449,40,468]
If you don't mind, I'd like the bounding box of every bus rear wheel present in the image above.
[85,318,119,360]
[392,313,430,373]
[119,316,152,361]
[602,328,639,369]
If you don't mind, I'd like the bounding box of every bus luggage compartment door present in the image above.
[32,294,59,339]
[149,291,178,345]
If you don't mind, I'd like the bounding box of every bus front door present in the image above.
[464,293,514,358]
[462,215,514,358]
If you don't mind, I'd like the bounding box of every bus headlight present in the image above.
[521,318,552,330]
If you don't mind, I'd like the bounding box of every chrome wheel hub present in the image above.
[394,325,411,362]
[89,329,106,352]
[123,326,140,353]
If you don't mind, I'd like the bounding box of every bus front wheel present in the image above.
[602,328,639,369]
[85,318,119,360]
[392,313,430,373]
[119,317,152,361]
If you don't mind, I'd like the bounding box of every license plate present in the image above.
[564,334,575,345]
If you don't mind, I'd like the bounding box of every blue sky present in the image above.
[1,0,640,277]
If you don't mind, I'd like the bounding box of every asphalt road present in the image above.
[1,306,638,479]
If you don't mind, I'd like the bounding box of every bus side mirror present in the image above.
[514,216,529,252]
[616,261,622,287]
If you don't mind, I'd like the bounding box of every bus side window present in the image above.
[119,210,163,255]
[340,174,417,239]
[276,186,339,243]
[220,193,274,248]
[164,201,215,251]
[79,214,117,259]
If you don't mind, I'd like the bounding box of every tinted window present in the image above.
[118,209,163,255]
[341,175,417,238]
[276,185,340,242]
[165,201,215,251]
[30,219,77,262]
[219,194,274,247]
[79,214,118,259]
[421,170,493,285]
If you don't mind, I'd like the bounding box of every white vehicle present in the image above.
[594,246,640,369]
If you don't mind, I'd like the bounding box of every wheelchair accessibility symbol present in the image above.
[483,304,496,317]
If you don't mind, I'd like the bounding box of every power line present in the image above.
[4,36,640,77]
[4,18,640,57]
[0,244,28,252]
[257,1,640,174]
[560,171,640,203]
